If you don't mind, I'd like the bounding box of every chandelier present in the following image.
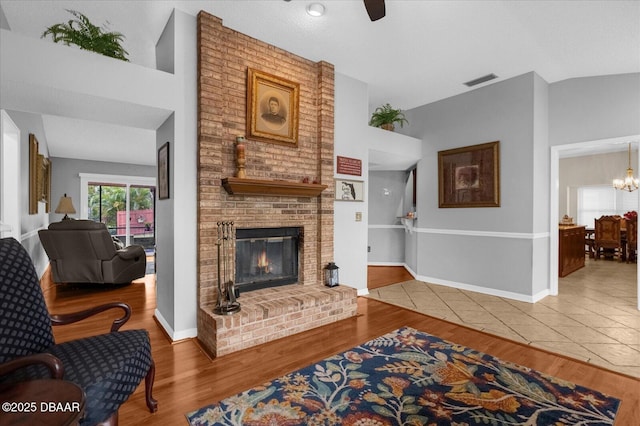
[613,143,638,192]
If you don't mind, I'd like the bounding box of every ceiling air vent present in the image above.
[464,73,498,87]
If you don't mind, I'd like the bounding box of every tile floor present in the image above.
[366,258,640,378]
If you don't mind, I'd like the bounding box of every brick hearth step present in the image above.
[199,284,358,357]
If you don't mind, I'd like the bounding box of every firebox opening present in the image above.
[236,227,301,293]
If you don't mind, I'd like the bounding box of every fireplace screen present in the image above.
[235,227,300,292]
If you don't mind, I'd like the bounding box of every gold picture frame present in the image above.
[29,134,51,214]
[438,141,500,208]
[247,68,299,146]
[158,142,170,200]
[40,155,51,213]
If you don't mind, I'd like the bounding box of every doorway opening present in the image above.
[550,135,640,311]
[80,173,156,274]
[87,183,155,249]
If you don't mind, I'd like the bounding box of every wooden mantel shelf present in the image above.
[222,177,328,197]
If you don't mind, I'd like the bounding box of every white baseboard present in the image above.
[154,309,197,341]
[390,264,542,303]
[413,273,541,303]
[531,289,551,303]
[368,263,543,303]
[357,288,369,296]
[367,261,406,267]
[403,263,418,278]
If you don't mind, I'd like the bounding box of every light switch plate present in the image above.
[355,212,362,221]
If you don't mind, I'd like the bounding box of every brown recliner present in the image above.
[38,220,146,284]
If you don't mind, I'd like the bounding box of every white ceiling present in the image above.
[1,0,639,166]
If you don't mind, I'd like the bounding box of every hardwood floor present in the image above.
[367,265,413,289]
[42,273,639,425]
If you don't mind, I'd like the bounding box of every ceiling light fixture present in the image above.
[613,142,638,192]
[307,3,325,17]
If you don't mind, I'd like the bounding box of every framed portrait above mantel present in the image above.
[246,68,299,146]
[438,141,500,208]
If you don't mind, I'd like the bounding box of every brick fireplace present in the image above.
[196,12,357,357]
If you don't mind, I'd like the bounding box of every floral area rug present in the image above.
[186,327,620,425]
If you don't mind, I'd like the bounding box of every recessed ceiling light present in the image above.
[307,3,325,17]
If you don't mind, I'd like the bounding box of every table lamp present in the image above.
[55,193,76,220]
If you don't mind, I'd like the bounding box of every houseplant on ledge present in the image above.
[368,103,409,131]
[41,9,129,61]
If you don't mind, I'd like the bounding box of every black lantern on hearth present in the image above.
[324,262,339,287]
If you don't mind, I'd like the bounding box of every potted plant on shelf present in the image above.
[41,9,129,61]
[368,103,409,131]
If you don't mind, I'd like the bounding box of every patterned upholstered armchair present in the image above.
[0,238,157,425]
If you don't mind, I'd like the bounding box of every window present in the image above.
[577,185,638,226]
[80,174,156,249]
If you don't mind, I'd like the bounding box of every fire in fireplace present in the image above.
[235,227,300,292]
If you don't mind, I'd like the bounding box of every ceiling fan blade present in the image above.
[363,0,385,21]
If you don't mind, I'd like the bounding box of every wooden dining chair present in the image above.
[594,215,623,261]
[626,217,637,263]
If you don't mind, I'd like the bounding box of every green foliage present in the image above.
[42,9,129,61]
[88,185,152,229]
[368,103,409,129]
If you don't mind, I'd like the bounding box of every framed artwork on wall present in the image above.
[335,179,364,202]
[29,134,51,214]
[40,155,51,213]
[29,134,38,214]
[246,68,299,146]
[438,141,500,208]
[158,142,170,200]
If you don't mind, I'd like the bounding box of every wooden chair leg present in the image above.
[145,359,158,413]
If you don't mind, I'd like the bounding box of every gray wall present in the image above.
[155,113,175,328]
[393,72,638,300]
[550,73,640,145]
[531,73,551,295]
[154,12,176,332]
[406,72,541,234]
[401,72,545,298]
[152,8,199,338]
[156,9,175,74]
[368,170,407,263]
[5,109,50,275]
[50,157,155,222]
[368,171,407,223]
[0,4,9,30]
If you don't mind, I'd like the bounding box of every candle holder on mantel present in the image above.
[235,136,246,178]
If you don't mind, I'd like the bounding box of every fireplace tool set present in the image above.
[214,221,241,315]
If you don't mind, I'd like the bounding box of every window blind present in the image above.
[577,185,638,226]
